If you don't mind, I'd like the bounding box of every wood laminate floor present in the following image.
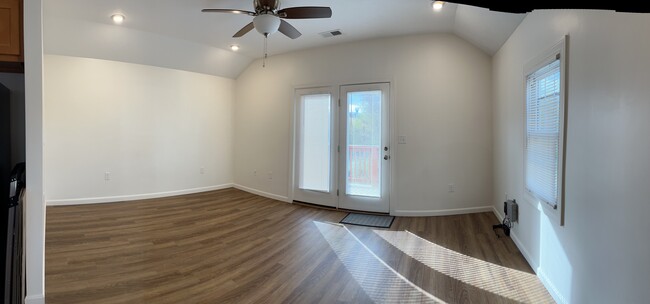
[45,188,553,303]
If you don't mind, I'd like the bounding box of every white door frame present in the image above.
[288,80,395,214]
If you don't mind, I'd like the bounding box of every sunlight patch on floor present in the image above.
[314,222,444,303]
[374,230,553,303]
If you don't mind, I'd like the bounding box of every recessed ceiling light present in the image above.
[230,44,240,51]
[432,1,445,11]
[111,13,125,24]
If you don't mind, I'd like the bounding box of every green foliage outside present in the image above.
[347,91,381,146]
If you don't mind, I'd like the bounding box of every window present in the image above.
[524,38,566,216]
[298,93,332,192]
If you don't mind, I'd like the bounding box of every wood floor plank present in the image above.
[45,188,553,303]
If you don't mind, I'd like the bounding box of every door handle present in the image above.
[384,155,390,160]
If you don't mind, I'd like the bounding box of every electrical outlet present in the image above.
[104,172,111,181]
[200,167,205,174]
[448,183,455,192]
[268,171,273,180]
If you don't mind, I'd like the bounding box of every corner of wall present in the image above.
[233,184,290,203]
[24,0,46,300]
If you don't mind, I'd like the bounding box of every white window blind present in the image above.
[526,58,561,207]
[299,94,332,192]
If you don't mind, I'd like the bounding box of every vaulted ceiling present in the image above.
[45,0,525,60]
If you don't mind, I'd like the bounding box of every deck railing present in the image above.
[348,145,380,186]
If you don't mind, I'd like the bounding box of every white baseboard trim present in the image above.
[46,184,234,206]
[491,206,565,304]
[233,184,290,202]
[25,294,45,304]
[392,206,493,217]
[491,206,538,270]
[512,231,539,270]
[537,267,568,304]
[492,205,503,221]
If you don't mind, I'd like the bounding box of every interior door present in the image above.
[338,83,390,213]
[292,87,338,207]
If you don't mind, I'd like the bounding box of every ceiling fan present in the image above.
[202,0,333,39]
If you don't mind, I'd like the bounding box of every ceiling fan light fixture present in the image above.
[432,1,445,11]
[111,13,125,24]
[253,14,281,36]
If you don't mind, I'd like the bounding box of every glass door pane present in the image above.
[346,91,382,197]
[299,94,331,192]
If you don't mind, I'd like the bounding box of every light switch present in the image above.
[398,135,407,144]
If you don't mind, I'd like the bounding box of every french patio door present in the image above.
[293,83,390,213]
[292,87,338,208]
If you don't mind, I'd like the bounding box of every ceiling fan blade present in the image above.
[201,9,256,16]
[233,22,255,38]
[278,20,302,39]
[277,7,332,19]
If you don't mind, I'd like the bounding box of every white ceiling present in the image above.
[44,0,525,59]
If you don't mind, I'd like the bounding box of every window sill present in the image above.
[523,191,563,226]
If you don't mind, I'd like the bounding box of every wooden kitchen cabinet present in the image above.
[0,0,23,73]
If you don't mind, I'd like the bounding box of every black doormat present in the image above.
[340,213,395,228]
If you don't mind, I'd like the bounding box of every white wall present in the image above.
[43,17,252,79]
[235,33,493,214]
[0,72,25,165]
[24,0,46,302]
[493,10,650,303]
[44,55,235,204]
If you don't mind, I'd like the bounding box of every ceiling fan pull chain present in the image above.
[263,34,268,68]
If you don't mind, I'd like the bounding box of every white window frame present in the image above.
[523,36,568,225]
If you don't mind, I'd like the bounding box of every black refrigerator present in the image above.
[0,83,10,302]
[2,82,24,303]
[5,163,25,304]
